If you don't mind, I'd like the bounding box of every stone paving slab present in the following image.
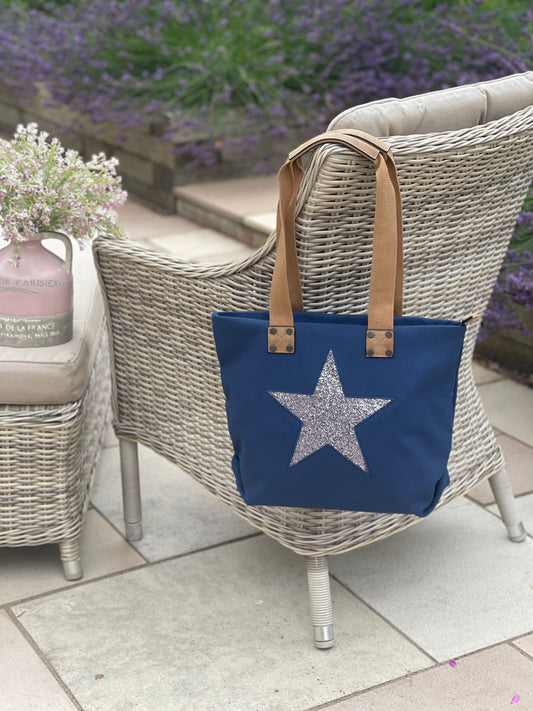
[12,536,432,711]
[144,227,255,262]
[0,509,143,606]
[467,434,533,505]
[323,643,533,711]
[513,632,533,658]
[242,211,277,235]
[479,378,533,447]
[0,609,78,711]
[116,200,199,240]
[174,176,277,244]
[329,497,533,662]
[472,361,505,385]
[91,444,257,562]
[175,175,278,221]
[489,492,533,537]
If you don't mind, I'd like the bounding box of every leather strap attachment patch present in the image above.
[366,329,394,358]
[268,325,295,354]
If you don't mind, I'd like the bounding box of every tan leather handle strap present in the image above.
[328,129,403,315]
[288,129,386,162]
[268,129,403,358]
[389,151,403,317]
[270,130,387,319]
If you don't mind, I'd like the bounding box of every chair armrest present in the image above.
[93,231,274,282]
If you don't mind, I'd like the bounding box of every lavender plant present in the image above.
[0,124,127,261]
[479,190,533,342]
[0,0,531,166]
[479,251,533,340]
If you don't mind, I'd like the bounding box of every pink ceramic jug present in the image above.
[0,232,73,347]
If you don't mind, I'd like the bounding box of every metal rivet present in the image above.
[367,331,374,338]
[366,348,374,356]
[286,327,293,335]
[269,327,277,335]
[269,345,277,353]
[386,331,392,338]
[286,345,293,353]
[386,349,393,357]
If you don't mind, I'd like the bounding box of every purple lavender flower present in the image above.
[479,250,533,341]
[0,0,530,167]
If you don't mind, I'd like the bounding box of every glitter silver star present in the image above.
[269,350,391,472]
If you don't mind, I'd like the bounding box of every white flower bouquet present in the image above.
[0,123,127,262]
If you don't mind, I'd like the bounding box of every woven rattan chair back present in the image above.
[94,80,533,647]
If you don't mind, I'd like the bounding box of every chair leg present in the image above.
[119,438,143,541]
[59,538,82,581]
[306,555,334,649]
[489,467,527,542]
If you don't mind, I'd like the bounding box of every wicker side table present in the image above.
[0,245,111,580]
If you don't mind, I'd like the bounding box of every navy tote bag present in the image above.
[212,129,465,516]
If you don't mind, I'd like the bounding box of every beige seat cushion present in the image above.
[328,72,533,136]
[0,241,104,405]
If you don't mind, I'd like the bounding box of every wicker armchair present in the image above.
[93,73,533,649]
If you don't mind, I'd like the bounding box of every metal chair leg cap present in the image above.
[315,639,335,649]
[508,521,527,543]
[62,559,82,581]
[314,624,334,649]
[125,521,143,541]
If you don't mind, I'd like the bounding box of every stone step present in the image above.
[174,174,277,247]
[116,199,257,263]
